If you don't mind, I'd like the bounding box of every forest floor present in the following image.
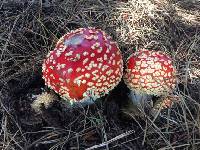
[0,0,200,149]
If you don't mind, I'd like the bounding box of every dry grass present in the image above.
[0,0,200,149]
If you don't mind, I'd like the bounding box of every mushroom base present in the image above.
[62,97,97,108]
[128,90,153,112]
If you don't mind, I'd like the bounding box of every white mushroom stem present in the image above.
[128,90,153,112]
[72,97,96,107]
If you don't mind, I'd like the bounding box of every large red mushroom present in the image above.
[123,49,177,113]
[40,27,123,106]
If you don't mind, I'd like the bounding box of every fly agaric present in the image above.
[123,49,176,112]
[41,27,123,106]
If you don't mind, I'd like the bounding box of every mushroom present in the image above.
[34,27,123,110]
[123,49,177,114]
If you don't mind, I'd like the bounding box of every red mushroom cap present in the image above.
[124,49,176,96]
[42,27,123,103]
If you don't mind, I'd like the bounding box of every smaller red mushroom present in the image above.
[123,49,177,113]
[32,27,123,111]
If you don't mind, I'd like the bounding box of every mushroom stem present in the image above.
[128,90,153,112]
[69,97,96,107]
